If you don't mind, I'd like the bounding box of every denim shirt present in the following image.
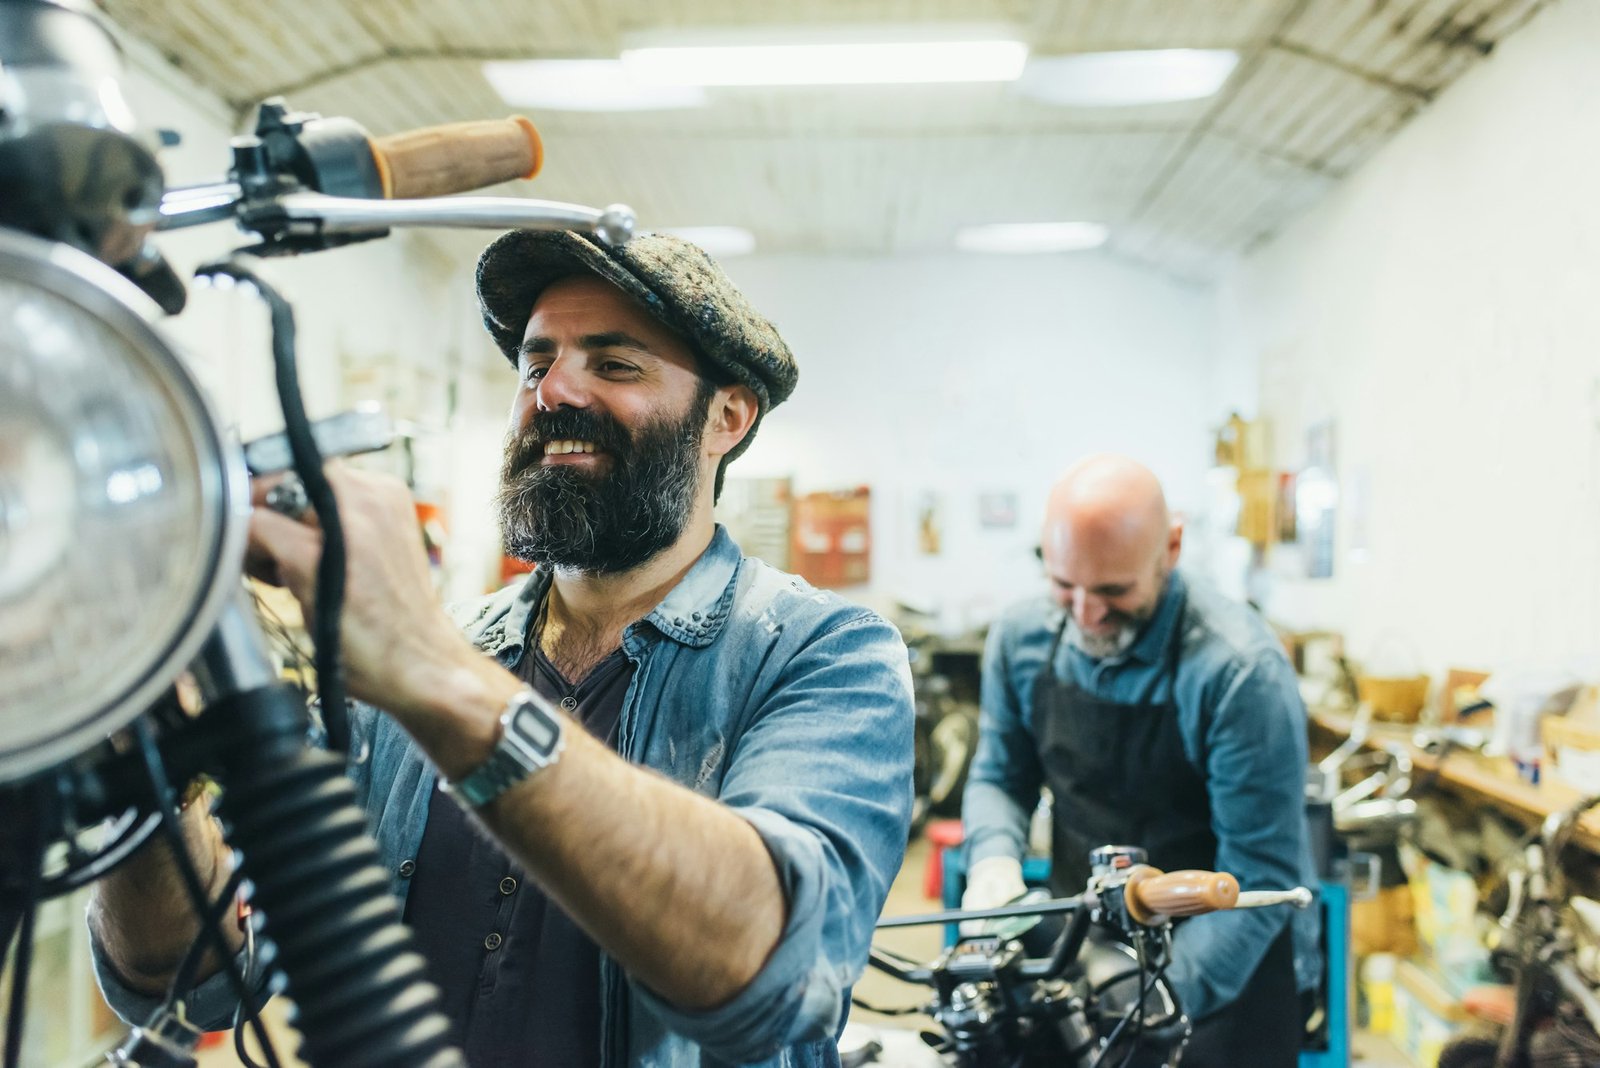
[93,526,916,1066]
[962,571,1321,1022]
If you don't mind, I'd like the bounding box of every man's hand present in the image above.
[960,855,1028,936]
[248,466,488,728]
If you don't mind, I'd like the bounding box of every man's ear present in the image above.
[1167,517,1185,568]
[705,383,759,460]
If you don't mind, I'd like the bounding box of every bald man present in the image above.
[962,455,1318,1067]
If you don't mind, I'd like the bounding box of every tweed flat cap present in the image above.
[476,230,797,462]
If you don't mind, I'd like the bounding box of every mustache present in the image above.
[503,408,635,474]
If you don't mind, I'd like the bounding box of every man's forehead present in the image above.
[525,274,646,325]
[1043,522,1157,579]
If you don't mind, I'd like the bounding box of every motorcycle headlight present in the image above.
[0,227,246,783]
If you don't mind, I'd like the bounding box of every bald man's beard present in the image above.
[1066,563,1171,659]
[495,385,712,575]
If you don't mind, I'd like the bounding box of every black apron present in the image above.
[1032,598,1299,1067]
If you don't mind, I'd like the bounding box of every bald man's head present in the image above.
[1040,455,1182,657]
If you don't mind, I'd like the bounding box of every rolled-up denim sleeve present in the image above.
[1165,647,1310,1021]
[631,612,915,1063]
[88,702,380,1031]
[962,616,1044,867]
[88,903,274,1031]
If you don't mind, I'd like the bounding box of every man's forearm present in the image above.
[488,725,786,1008]
[399,653,787,1011]
[88,801,242,996]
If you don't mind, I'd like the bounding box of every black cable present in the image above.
[163,866,246,1009]
[197,256,350,754]
[1112,933,1156,1068]
[3,884,37,1068]
[233,997,269,1068]
[132,721,283,1068]
[1089,933,1166,1068]
[232,903,267,1068]
[2,782,46,1068]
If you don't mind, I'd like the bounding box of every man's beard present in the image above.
[1065,565,1170,659]
[495,386,711,575]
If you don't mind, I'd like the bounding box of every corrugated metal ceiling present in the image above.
[96,0,1549,280]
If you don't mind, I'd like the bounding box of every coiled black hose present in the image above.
[207,683,463,1068]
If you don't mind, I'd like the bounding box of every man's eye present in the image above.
[599,360,638,374]
[524,366,549,382]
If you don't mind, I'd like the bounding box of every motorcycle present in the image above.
[1438,795,1600,1068]
[0,2,631,1065]
[843,845,1313,1068]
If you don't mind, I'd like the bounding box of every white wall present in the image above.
[721,252,1219,625]
[1215,0,1600,676]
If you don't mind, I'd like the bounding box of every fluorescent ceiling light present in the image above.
[955,222,1109,254]
[620,37,1028,87]
[1015,49,1239,107]
[661,226,757,257]
[482,60,707,111]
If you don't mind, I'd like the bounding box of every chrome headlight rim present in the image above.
[0,226,249,784]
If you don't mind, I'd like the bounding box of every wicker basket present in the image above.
[1357,675,1431,723]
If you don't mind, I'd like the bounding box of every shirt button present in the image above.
[499,876,518,895]
[560,696,577,711]
[484,932,503,951]
[398,859,416,878]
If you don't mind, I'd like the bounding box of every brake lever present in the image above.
[242,404,395,476]
[1234,887,1314,910]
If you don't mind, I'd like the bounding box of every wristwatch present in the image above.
[442,688,566,808]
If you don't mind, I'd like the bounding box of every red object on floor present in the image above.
[923,819,964,899]
[198,1031,227,1048]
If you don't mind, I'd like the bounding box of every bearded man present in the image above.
[88,232,915,1068]
[960,454,1320,1068]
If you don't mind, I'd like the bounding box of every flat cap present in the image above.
[476,230,797,462]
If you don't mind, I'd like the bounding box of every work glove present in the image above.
[959,855,1028,936]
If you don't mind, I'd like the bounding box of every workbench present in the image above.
[1309,707,1600,851]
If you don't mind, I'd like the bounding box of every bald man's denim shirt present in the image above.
[92,526,916,1067]
[963,571,1323,1023]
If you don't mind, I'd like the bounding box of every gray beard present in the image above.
[1065,618,1140,659]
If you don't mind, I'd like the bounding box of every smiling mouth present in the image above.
[543,439,598,456]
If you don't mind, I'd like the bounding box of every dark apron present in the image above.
[1033,599,1299,1067]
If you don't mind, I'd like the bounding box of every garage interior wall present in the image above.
[1216,0,1600,675]
[717,252,1218,623]
[118,24,1225,620]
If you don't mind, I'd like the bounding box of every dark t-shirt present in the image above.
[404,642,632,1068]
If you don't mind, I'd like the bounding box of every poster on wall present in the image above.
[915,491,943,555]
[791,487,871,588]
[978,491,1018,530]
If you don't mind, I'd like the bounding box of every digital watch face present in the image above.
[510,701,562,761]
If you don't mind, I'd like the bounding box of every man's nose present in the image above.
[534,354,590,412]
[1074,590,1108,628]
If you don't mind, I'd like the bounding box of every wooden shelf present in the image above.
[1311,707,1600,851]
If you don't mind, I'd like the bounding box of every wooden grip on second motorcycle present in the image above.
[1123,865,1240,926]
[370,116,544,199]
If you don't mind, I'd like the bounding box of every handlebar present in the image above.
[1122,865,1239,925]
[154,106,635,251]
[370,116,543,199]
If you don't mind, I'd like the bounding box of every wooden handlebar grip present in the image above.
[1123,866,1240,926]
[370,116,544,199]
